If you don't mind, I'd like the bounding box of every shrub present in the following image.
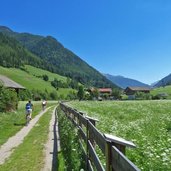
[77,86,84,100]
[49,91,58,100]
[135,92,151,100]
[42,74,49,81]
[18,89,32,101]
[0,85,18,112]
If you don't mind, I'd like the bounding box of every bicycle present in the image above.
[26,109,32,126]
[42,100,47,111]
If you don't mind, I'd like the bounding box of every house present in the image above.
[98,88,112,100]
[124,86,151,100]
[87,87,112,100]
[0,75,25,94]
[98,88,112,95]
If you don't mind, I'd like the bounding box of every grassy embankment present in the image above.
[67,100,171,171]
[0,105,57,171]
[0,65,76,98]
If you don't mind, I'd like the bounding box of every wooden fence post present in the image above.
[86,119,90,171]
[105,140,112,171]
[86,116,99,148]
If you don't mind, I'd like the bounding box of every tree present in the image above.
[90,88,99,99]
[42,74,49,81]
[77,86,84,100]
[50,91,58,100]
[112,89,121,99]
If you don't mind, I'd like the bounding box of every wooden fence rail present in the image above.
[59,102,140,171]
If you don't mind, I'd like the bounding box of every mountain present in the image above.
[0,26,117,88]
[104,74,150,89]
[150,81,159,87]
[0,32,45,68]
[0,26,13,33]
[153,74,171,87]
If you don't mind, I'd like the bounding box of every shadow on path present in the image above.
[52,108,58,171]
[13,123,25,126]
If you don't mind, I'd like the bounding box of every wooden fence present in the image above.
[59,102,140,171]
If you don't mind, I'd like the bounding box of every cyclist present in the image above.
[42,99,47,111]
[25,100,33,125]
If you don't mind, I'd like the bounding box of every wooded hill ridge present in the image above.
[0,26,117,88]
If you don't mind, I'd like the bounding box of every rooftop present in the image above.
[0,75,25,89]
[99,88,112,93]
[126,86,151,91]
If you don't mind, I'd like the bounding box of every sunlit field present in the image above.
[67,100,171,171]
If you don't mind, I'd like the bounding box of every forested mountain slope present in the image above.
[0,33,43,68]
[0,26,118,88]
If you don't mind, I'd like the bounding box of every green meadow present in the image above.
[25,65,67,82]
[67,100,171,171]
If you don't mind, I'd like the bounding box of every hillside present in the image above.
[104,74,150,89]
[0,65,75,98]
[153,73,171,87]
[151,85,171,99]
[0,26,117,88]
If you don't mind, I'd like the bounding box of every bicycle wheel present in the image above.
[26,114,30,126]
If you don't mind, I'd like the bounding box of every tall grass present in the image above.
[67,100,171,171]
[57,107,86,170]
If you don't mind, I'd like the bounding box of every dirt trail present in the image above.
[41,107,61,171]
[0,107,51,165]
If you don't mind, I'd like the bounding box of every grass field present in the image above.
[66,100,171,171]
[25,65,67,82]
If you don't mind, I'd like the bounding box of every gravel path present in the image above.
[41,107,61,171]
[0,107,51,165]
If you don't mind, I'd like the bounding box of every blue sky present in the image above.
[1,0,171,84]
